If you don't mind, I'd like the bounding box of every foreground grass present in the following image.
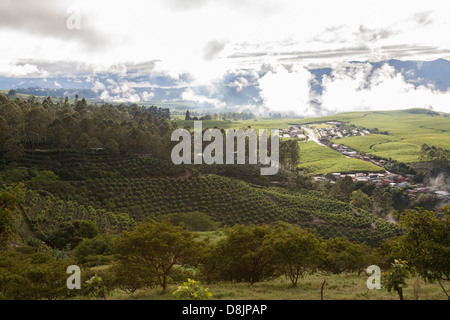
[105,273,449,301]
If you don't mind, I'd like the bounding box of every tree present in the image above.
[47,122,69,148]
[162,212,218,231]
[104,139,119,154]
[205,224,278,284]
[7,89,16,98]
[350,189,370,210]
[395,206,450,299]
[0,183,25,248]
[0,249,75,300]
[0,115,8,147]
[371,187,392,216]
[3,138,24,162]
[24,108,49,147]
[271,225,323,286]
[73,234,114,265]
[321,237,372,275]
[383,259,412,300]
[114,221,204,293]
[185,110,191,120]
[76,133,90,150]
[331,176,354,201]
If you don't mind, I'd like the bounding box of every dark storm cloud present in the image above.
[0,0,109,50]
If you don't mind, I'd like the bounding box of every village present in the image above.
[279,124,449,202]
[279,122,371,140]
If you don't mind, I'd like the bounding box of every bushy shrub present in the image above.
[173,278,212,300]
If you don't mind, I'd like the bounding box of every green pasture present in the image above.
[297,141,385,175]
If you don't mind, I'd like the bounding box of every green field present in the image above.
[176,108,449,168]
[297,141,385,175]
[296,109,450,163]
[104,273,449,300]
[175,117,302,130]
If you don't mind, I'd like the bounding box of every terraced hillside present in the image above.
[75,174,398,246]
[11,150,400,247]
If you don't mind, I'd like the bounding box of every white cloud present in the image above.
[181,87,226,108]
[0,61,48,78]
[141,91,155,101]
[321,63,450,113]
[258,64,314,116]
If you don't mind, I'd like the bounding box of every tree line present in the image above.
[184,110,256,121]
[0,94,175,162]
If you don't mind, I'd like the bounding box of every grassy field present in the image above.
[175,108,449,167]
[297,141,385,175]
[101,273,449,300]
[175,117,303,130]
[299,109,450,163]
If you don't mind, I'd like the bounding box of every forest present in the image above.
[0,94,448,300]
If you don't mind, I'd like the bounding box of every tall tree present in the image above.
[0,183,25,248]
[271,225,323,286]
[114,221,203,293]
[395,206,450,299]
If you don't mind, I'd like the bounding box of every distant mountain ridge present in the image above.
[1,59,449,113]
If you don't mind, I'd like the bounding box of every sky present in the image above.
[1,0,450,115]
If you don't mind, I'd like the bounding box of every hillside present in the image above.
[9,149,399,248]
[296,109,450,163]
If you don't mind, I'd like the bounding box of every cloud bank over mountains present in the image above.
[1,0,450,115]
[2,59,449,116]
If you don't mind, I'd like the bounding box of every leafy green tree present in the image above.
[104,139,120,154]
[114,220,204,292]
[76,133,91,150]
[271,225,323,286]
[383,259,412,300]
[331,176,354,201]
[321,237,372,275]
[206,224,278,284]
[163,212,218,231]
[107,262,158,294]
[350,189,370,210]
[395,206,450,299]
[7,89,16,98]
[77,220,99,239]
[0,115,8,147]
[47,121,69,148]
[73,234,114,265]
[24,108,49,147]
[0,183,25,248]
[30,170,59,189]
[3,138,24,162]
[0,249,75,300]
